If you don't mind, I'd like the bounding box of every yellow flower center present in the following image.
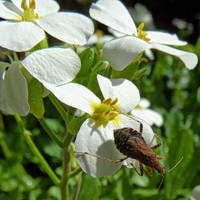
[20,0,39,22]
[137,23,150,42]
[90,98,121,127]
[135,104,142,109]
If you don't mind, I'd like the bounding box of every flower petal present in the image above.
[11,0,23,11]
[75,118,123,177]
[131,109,163,127]
[103,36,151,70]
[44,83,100,115]
[97,74,140,113]
[146,31,187,46]
[0,62,29,116]
[22,48,80,86]
[0,1,22,20]
[35,0,60,17]
[0,21,45,52]
[36,12,94,45]
[89,0,137,36]
[139,98,150,109]
[151,44,198,70]
[191,185,200,200]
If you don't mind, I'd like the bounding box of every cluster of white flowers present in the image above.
[0,0,198,177]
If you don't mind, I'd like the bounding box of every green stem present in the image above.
[14,114,60,186]
[23,129,60,186]
[0,136,12,158]
[68,167,82,179]
[38,118,63,148]
[61,132,74,200]
[49,93,68,122]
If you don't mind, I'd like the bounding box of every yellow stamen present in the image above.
[137,23,151,42]
[90,98,121,127]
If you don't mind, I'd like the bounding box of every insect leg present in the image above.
[151,133,162,150]
[146,166,153,176]
[126,162,144,176]
[75,152,128,164]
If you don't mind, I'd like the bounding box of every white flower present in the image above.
[0,61,29,116]
[131,98,163,127]
[0,0,94,51]
[22,47,81,86]
[191,185,200,200]
[45,74,155,177]
[89,0,198,70]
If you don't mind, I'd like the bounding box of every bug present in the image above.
[113,125,164,176]
[75,119,164,176]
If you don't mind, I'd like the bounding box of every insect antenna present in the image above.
[166,156,184,173]
[158,156,183,191]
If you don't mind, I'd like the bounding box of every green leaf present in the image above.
[164,107,184,137]
[75,48,95,86]
[28,78,45,119]
[87,60,111,97]
[164,127,194,199]
[67,114,87,135]
[77,174,101,200]
[132,67,148,80]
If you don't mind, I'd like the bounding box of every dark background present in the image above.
[58,0,200,44]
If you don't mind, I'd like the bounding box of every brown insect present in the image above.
[113,125,164,176]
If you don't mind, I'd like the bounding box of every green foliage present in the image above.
[28,78,45,119]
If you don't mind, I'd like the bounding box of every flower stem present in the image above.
[38,118,63,148]
[49,93,68,122]
[14,114,60,186]
[68,167,82,179]
[61,132,74,200]
[23,129,60,186]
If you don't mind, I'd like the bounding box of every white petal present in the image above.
[97,74,140,113]
[0,62,29,116]
[35,0,60,17]
[151,44,198,70]
[103,36,151,71]
[36,12,94,45]
[11,0,23,11]
[146,31,187,46]
[44,83,100,115]
[108,27,125,37]
[139,98,150,108]
[89,0,137,36]
[75,118,123,177]
[0,21,45,52]
[0,1,22,20]
[22,48,80,86]
[131,109,163,127]
[191,185,200,200]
